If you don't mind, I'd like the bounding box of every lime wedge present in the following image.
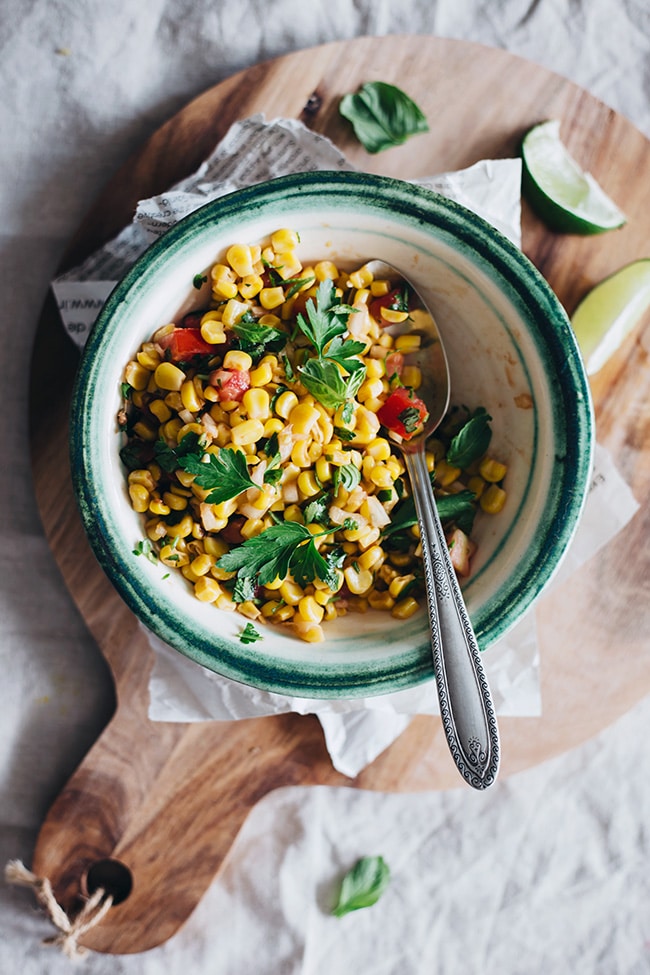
[571,259,650,374]
[522,119,626,234]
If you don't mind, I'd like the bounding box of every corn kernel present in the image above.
[211,264,238,299]
[128,483,150,512]
[343,565,373,595]
[149,498,170,516]
[466,475,485,499]
[226,243,255,277]
[190,554,213,577]
[370,279,390,297]
[279,580,304,605]
[216,592,236,611]
[201,319,227,344]
[180,379,202,414]
[358,545,384,571]
[160,544,189,566]
[230,418,264,447]
[124,360,151,391]
[270,390,297,422]
[480,484,507,514]
[297,471,320,498]
[242,387,270,420]
[479,457,508,483]
[136,348,161,370]
[259,286,286,310]
[435,460,462,487]
[194,576,223,603]
[367,590,396,611]
[289,401,320,435]
[271,228,300,253]
[249,361,274,387]
[154,361,185,391]
[297,595,324,624]
[391,596,420,619]
[394,334,421,352]
[401,365,422,389]
[165,514,194,538]
[162,491,188,511]
[293,620,325,643]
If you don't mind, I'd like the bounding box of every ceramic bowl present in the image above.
[70,171,593,698]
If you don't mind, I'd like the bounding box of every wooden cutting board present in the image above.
[29,35,650,954]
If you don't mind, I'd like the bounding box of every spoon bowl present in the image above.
[366,260,500,789]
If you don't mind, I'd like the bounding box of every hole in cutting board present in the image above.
[85,858,133,905]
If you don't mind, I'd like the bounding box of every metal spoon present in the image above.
[366,260,500,790]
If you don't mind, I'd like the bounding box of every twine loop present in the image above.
[5,859,113,959]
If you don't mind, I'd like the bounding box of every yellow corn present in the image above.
[343,565,373,595]
[211,263,238,299]
[400,365,422,389]
[165,514,194,538]
[230,418,264,447]
[435,460,462,487]
[259,286,285,310]
[391,596,420,619]
[271,228,300,253]
[367,590,396,611]
[154,361,185,392]
[297,471,320,498]
[200,319,227,344]
[128,483,150,512]
[297,595,324,624]
[289,401,320,436]
[124,360,151,391]
[249,361,274,387]
[226,243,255,277]
[467,475,485,499]
[370,279,390,297]
[293,620,325,643]
[149,498,170,516]
[180,379,202,414]
[279,580,304,605]
[160,544,189,567]
[358,545,384,571]
[162,491,188,511]
[480,484,507,514]
[194,577,223,603]
[190,554,213,577]
[479,457,508,483]
[394,334,421,352]
[242,387,270,420]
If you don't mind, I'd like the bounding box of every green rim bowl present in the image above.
[70,171,594,698]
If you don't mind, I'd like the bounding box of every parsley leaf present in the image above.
[332,856,391,917]
[216,520,339,591]
[296,279,354,354]
[339,81,429,154]
[445,407,493,468]
[154,432,203,473]
[303,494,330,525]
[232,319,287,360]
[193,273,207,289]
[179,447,256,504]
[239,622,262,644]
[299,357,365,409]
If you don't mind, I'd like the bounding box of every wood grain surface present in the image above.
[29,35,650,954]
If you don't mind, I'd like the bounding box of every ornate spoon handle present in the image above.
[404,448,500,789]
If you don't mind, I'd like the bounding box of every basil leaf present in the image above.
[239,622,262,644]
[332,856,391,917]
[445,407,492,468]
[339,82,428,154]
[383,488,477,537]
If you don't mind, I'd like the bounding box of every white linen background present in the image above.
[1,1,649,973]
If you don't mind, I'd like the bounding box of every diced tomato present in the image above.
[369,287,409,324]
[376,386,428,440]
[159,328,215,362]
[446,528,476,578]
[384,352,404,380]
[209,367,251,401]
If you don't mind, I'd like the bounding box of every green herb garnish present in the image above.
[339,81,428,154]
[179,447,256,504]
[193,273,207,289]
[239,622,262,644]
[216,520,340,592]
[445,407,492,468]
[332,856,391,917]
[232,319,287,360]
[133,539,158,565]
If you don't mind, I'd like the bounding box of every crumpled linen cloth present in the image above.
[2,2,650,974]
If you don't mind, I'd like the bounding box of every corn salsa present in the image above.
[119,228,507,643]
